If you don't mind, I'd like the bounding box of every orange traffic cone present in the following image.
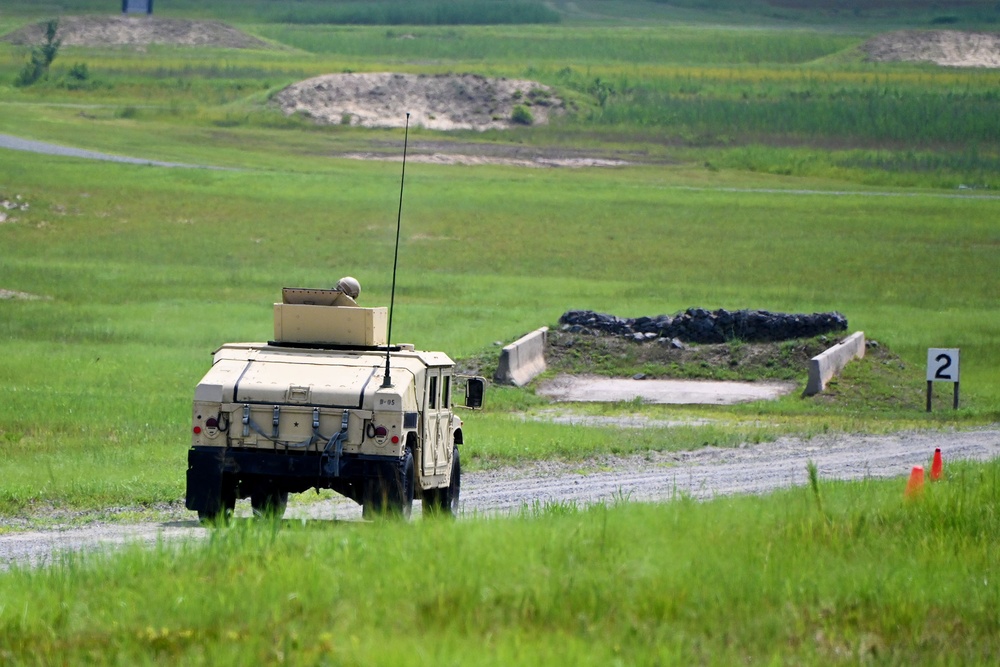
[931,448,943,481]
[905,466,925,499]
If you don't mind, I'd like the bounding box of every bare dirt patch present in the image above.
[0,289,50,301]
[342,152,627,168]
[2,16,270,50]
[273,72,564,131]
[537,375,796,404]
[862,30,1000,68]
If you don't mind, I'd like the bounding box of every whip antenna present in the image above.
[382,112,410,388]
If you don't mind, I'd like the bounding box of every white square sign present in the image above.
[927,348,960,382]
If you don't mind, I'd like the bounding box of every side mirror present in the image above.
[465,377,485,410]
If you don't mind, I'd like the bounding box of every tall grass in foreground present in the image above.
[1,459,998,664]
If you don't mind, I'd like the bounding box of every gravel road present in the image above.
[2,429,997,570]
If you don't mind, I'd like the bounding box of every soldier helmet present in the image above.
[335,276,361,299]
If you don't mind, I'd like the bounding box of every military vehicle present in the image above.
[186,287,485,521]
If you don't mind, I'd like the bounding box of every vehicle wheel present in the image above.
[421,487,441,511]
[423,445,461,517]
[251,490,288,519]
[363,450,414,520]
[198,481,236,526]
[440,446,461,516]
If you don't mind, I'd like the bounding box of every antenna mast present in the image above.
[382,112,410,388]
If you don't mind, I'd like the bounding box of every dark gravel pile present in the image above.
[559,308,848,344]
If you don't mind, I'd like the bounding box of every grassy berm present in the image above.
[461,330,926,405]
[545,330,837,381]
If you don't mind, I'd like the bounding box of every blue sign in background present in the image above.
[122,0,153,14]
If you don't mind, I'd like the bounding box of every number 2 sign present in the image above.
[927,349,960,382]
[926,348,960,411]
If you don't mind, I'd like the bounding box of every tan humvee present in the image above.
[186,288,484,521]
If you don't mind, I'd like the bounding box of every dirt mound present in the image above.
[1,16,270,49]
[273,73,563,131]
[537,330,927,410]
[545,329,834,383]
[862,30,1000,68]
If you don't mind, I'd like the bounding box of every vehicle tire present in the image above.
[363,450,414,520]
[421,487,441,511]
[423,445,460,517]
[439,445,461,516]
[361,479,382,519]
[251,490,288,519]
[198,480,236,526]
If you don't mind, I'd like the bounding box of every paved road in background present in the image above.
[0,132,220,169]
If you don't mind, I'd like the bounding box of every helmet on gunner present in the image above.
[335,276,361,299]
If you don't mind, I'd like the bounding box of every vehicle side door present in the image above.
[435,371,453,475]
[421,370,442,477]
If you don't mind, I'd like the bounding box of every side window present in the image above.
[442,375,451,408]
[428,375,438,410]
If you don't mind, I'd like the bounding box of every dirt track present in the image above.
[1,16,270,49]
[3,428,997,570]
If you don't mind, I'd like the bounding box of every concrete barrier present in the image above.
[494,327,548,387]
[805,331,865,395]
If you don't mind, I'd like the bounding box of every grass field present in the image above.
[1,0,998,508]
[0,1,998,662]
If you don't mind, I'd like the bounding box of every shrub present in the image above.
[67,62,88,81]
[511,104,533,125]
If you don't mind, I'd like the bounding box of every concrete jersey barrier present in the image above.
[494,327,549,387]
[805,331,866,395]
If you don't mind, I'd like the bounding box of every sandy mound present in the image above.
[1,16,270,49]
[862,30,1000,68]
[273,73,563,131]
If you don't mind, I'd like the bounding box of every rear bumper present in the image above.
[185,446,403,512]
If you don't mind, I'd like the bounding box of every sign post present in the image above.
[926,348,960,412]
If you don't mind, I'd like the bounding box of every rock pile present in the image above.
[559,308,847,344]
[0,194,28,224]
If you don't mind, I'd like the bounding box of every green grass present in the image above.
[254,23,857,64]
[0,0,996,507]
[5,23,1000,183]
[1,459,998,664]
[0,4,997,663]
[2,146,998,514]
